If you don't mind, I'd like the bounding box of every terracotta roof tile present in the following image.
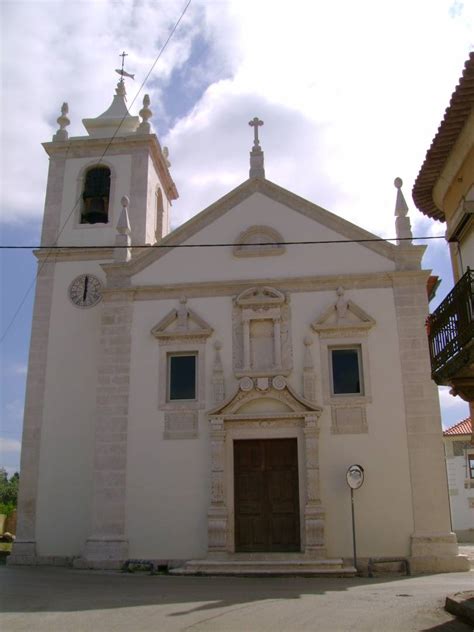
[412,53,474,221]
[443,417,472,436]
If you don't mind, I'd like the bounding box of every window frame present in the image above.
[329,345,364,397]
[469,454,474,479]
[167,352,198,402]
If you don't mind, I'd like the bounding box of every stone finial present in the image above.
[394,177,413,245]
[249,116,265,179]
[137,94,152,134]
[335,287,349,322]
[53,102,70,141]
[177,296,188,330]
[162,146,171,168]
[114,195,131,262]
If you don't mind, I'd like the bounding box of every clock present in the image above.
[68,274,103,308]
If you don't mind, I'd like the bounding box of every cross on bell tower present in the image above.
[248,116,265,179]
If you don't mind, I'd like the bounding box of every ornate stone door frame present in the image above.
[207,377,325,558]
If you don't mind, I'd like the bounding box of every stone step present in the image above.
[170,558,357,577]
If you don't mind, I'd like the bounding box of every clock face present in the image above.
[68,274,103,308]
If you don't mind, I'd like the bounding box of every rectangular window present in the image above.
[469,455,474,479]
[168,354,197,401]
[330,347,363,395]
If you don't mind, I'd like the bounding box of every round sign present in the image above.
[346,464,364,489]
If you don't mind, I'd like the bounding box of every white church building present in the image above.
[10,77,469,573]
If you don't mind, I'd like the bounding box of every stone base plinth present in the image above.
[410,533,470,572]
[72,538,129,569]
[7,540,37,565]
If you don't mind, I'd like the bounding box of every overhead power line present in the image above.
[0,0,192,345]
[0,235,446,250]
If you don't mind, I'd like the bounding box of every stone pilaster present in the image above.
[393,274,469,571]
[78,292,133,567]
[40,153,67,246]
[207,417,228,553]
[303,415,325,558]
[9,261,56,564]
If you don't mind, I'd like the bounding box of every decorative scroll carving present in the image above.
[211,341,225,404]
[232,286,292,377]
[303,336,316,401]
[331,406,368,434]
[208,417,227,552]
[303,415,325,558]
[233,225,285,258]
[164,411,198,439]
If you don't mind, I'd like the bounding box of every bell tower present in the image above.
[41,73,178,250]
[10,68,178,565]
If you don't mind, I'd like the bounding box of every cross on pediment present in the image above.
[249,117,264,147]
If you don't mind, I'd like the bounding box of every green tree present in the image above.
[0,468,19,515]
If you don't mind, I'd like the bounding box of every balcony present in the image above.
[428,268,474,385]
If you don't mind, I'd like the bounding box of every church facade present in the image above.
[10,78,468,573]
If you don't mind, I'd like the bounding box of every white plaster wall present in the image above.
[125,285,414,559]
[134,193,396,286]
[56,155,132,248]
[126,296,233,558]
[446,454,474,532]
[36,260,106,555]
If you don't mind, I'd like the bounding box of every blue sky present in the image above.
[1,0,472,474]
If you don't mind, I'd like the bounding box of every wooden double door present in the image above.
[234,438,300,552]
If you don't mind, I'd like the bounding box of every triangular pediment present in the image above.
[104,177,399,279]
[311,287,375,335]
[151,297,213,341]
[209,376,322,418]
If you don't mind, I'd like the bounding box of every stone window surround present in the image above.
[72,159,118,229]
[158,340,206,411]
[319,333,372,407]
[328,345,364,397]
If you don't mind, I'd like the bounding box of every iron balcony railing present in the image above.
[428,268,474,381]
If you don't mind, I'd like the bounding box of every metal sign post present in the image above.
[346,464,364,572]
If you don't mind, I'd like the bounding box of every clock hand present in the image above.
[83,276,89,302]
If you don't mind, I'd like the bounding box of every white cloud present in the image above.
[1,0,473,245]
[0,437,21,454]
[438,386,470,430]
[4,400,24,423]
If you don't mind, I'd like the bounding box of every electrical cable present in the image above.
[0,0,192,344]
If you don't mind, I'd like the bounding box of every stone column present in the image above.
[77,291,133,568]
[10,153,66,564]
[9,261,56,564]
[303,414,326,558]
[393,273,468,571]
[207,417,228,555]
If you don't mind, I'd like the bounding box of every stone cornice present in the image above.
[99,269,430,300]
[42,133,178,202]
[35,248,115,262]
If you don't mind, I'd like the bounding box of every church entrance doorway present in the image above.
[234,438,300,552]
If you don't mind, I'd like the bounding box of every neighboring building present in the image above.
[9,76,468,573]
[413,53,474,432]
[444,417,474,543]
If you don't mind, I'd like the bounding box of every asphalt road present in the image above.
[0,566,473,632]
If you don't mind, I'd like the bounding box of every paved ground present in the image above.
[1,566,473,632]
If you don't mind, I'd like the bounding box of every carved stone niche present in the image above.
[232,286,292,378]
[233,225,286,258]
